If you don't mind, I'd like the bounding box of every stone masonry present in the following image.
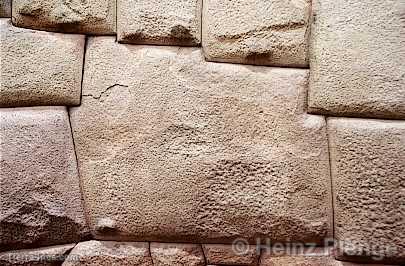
[0,0,404,265]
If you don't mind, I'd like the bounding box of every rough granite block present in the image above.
[150,243,205,266]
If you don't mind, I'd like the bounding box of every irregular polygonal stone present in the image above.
[62,241,152,266]
[70,37,332,244]
[202,0,311,66]
[0,0,11,17]
[0,19,84,107]
[328,118,405,264]
[12,0,116,34]
[308,0,405,119]
[203,244,259,266]
[118,0,201,46]
[150,243,205,266]
[0,107,88,251]
[0,244,75,266]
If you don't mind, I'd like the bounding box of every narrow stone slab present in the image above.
[0,0,11,17]
[0,244,75,266]
[117,0,201,46]
[150,243,205,266]
[12,0,116,34]
[308,0,405,119]
[203,244,259,266]
[62,241,152,266]
[202,0,310,66]
[0,107,88,251]
[328,118,405,264]
[70,37,331,244]
[0,19,84,107]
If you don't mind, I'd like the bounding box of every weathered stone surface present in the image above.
[0,19,84,107]
[0,107,88,251]
[308,0,405,119]
[12,0,116,34]
[203,244,259,265]
[328,118,405,264]
[70,37,331,244]
[0,0,11,17]
[202,0,310,66]
[0,244,75,266]
[62,241,152,266]
[150,243,205,266]
[117,0,201,46]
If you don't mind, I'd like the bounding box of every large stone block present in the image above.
[202,244,259,266]
[12,0,116,34]
[70,37,332,244]
[0,0,11,17]
[0,107,88,251]
[308,0,405,119]
[150,243,205,266]
[202,0,311,66]
[118,0,201,46]
[62,241,153,266]
[0,19,84,107]
[328,118,405,264]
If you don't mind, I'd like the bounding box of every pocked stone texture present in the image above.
[12,0,116,34]
[0,19,84,107]
[118,0,201,46]
[150,243,205,266]
[0,0,11,17]
[0,107,88,251]
[70,37,332,244]
[202,0,311,67]
[328,118,405,264]
[308,0,405,119]
[203,244,259,266]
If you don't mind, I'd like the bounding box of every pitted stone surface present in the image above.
[0,19,84,107]
[308,0,405,119]
[202,0,311,66]
[328,118,405,264]
[62,241,152,266]
[0,244,75,266]
[203,244,259,266]
[0,107,88,251]
[118,0,201,46]
[150,243,205,266]
[12,0,116,34]
[0,0,11,17]
[70,37,331,244]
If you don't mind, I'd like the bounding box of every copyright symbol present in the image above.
[232,238,250,255]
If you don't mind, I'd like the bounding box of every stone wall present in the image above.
[0,0,404,265]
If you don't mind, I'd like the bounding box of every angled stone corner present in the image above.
[202,0,311,67]
[0,19,84,107]
[117,0,201,46]
[12,0,116,34]
[308,0,405,119]
[328,118,405,264]
[70,37,332,244]
[0,107,88,251]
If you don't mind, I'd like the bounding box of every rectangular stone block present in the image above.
[12,0,116,34]
[0,0,11,17]
[150,243,205,266]
[118,0,201,46]
[70,37,332,244]
[202,0,310,66]
[202,244,259,266]
[308,0,405,119]
[328,118,405,264]
[0,19,84,107]
[0,107,88,251]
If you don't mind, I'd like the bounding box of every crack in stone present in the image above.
[82,84,129,100]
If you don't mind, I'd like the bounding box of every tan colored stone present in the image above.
[0,0,11,17]
[328,118,405,264]
[0,107,88,251]
[150,243,205,266]
[0,244,75,266]
[62,241,152,266]
[0,19,84,107]
[12,0,116,34]
[117,0,201,46]
[203,244,259,266]
[70,37,331,244]
[308,0,405,119]
[202,0,310,67]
